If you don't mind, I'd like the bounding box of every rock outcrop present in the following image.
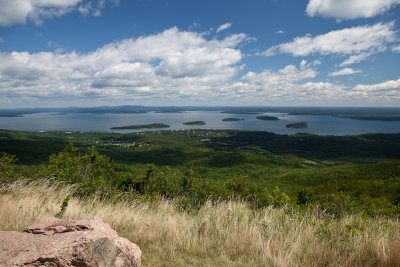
[0,217,141,267]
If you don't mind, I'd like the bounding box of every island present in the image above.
[286,122,308,129]
[110,123,170,130]
[222,118,244,121]
[183,121,206,125]
[256,115,279,121]
[221,111,262,115]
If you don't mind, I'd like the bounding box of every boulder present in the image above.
[0,217,141,267]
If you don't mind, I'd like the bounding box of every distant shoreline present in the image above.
[2,106,400,122]
[110,123,170,130]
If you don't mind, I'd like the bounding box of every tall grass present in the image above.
[1,180,399,267]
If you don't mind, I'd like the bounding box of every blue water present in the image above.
[0,111,400,135]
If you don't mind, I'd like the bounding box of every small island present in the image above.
[286,122,308,129]
[183,121,206,125]
[256,115,279,121]
[222,118,244,121]
[110,123,170,130]
[221,111,262,115]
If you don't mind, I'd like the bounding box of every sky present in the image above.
[0,0,400,108]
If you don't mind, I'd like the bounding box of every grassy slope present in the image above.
[1,129,400,265]
[1,181,399,267]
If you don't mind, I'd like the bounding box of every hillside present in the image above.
[1,129,400,216]
[1,129,400,265]
[1,181,399,266]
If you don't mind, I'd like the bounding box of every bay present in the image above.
[0,111,400,135]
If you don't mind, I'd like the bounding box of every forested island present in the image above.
[221,111,262,115]
[286,122,308,128]
[110,123,170,130]
[256,115,279,120]
[222,118,244,121]
[183,121,206,125]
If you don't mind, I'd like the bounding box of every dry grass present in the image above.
[1,180,400,267]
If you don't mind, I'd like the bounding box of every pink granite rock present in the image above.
[0,217,141,267]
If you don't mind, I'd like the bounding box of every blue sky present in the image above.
[0,0,400,108]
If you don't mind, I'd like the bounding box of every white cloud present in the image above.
[339,53,371,67]
[0,0,118,26]
[0,25,399,106]
[349,78,400,103]
[0,27,247,105]
[242,64,317,86]
[263,47,276,56]
[264,22,397,66]
[0,0,34,26]
[276,30,285,34]
[188,22,200,31]
[227,62,400,105]
[306,0,400,20]
[216,23,232,33]
[328,68,362,77]
[353,78,400,92]
[392,45,400,52]
[228,62,334,103]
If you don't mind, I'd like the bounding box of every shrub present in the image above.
[0,153,17,182]
[47,143,116,197]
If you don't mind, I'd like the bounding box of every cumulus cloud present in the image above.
[0,27,248,105]
[241,65,316,87]
[264,22,397,66]
[349,78,400,102]
[393,45,400,52]
[216,23,232,33]
[225,61,342,103]
[0,0,34,26]
[328,68,362,77]
[226,62,399,105]
[276,30,285,34]
[353,78,400,92]
[0,0,118,26]
[1,25,399,106]
[306,0,400,20]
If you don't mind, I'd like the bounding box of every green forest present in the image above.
[1,128,400,217]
